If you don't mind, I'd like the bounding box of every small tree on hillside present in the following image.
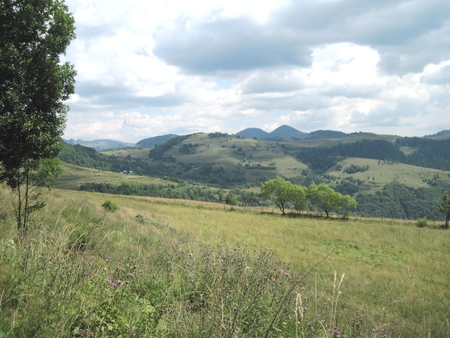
[8,158,63,229]
[308,183,357,219]
[260,176,295,215]
[437,192,450,229]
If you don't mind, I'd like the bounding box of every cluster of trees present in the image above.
[356,181,450,224]
[260,176,357,218]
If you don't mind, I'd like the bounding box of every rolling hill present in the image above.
[57,131,450,221]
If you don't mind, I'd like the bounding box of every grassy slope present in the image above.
[327,158,450,194]
[1,185,449,336]
[55,162,170,190]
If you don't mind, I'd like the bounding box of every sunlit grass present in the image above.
[1,185,449,336]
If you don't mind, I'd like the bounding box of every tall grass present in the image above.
[1,185,449,336]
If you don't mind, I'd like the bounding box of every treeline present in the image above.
[79,182,262,206]
[288,138,450,173]
[356,181,450,220]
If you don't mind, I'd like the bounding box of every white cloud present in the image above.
[62,0,450,142]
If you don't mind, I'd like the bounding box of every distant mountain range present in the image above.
[64,127,450,150]
[236,125,348,140]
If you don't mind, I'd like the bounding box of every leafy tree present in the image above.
[10,157,63,231]
[260,176,295,215]
[437,192,450,229]
[308,183,357,219]
[0,0,76,232]
[292,184,308,213]
[225,193,237,209]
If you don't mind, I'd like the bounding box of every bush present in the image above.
[102,200,119,211]
[416,217,428,228]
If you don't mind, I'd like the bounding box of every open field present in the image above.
[54,162,171,190]
[1,185,449,336]
[328,157,450,194]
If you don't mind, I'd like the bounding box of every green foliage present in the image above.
[0,0,75,232]
[102,200,119,212]
[307,183,357,219]
[416,217,428,228]
[343,164,369,174]
[224,193,237,207]
[261,176,296,215]
[356,181,450,220]
[437,192,450,228]
[292,184,308,213]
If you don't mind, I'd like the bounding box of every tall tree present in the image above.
[0,0,76,232]
[437,192,450,229]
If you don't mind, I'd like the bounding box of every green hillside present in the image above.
[57,132,450,220]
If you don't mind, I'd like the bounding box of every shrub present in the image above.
[102,200,119,211]
[416,217,428,228]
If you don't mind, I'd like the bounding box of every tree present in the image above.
[225,193,237,209]
[9,158,63,230]
[437,192,450,229]
[260,176,295,215]
[292,184,308,214]
[308,183,357,219]
[0,0,76,232]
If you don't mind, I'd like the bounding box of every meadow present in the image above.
[1,185,450,337]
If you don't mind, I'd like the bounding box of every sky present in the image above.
[62,0,450,143]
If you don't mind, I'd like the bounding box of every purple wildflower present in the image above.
[129,273,135,278]
[279,268,284,274]
[107,279,118,287]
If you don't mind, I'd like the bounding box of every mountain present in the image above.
[425,130,450,138]
[136,134,178,148]
[305,130,348,139]
[267,125,306,140]
[236,126,345,141]
[65,139,135,150]
[236,125,305,140]
[235,128,269,139]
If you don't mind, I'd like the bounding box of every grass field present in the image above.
[54,162,171,190]
[328,157,450,194]
[1,184,449,336]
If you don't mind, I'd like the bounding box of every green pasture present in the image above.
[54,162,169,190]
[328,157,450,194]
[1,185,450,336]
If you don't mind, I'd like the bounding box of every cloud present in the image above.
[153,0,450,76]
[153,17,312,74]
[60,0,450,141]
[421,64,450,84]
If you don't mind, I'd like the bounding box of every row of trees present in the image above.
[260,176,357,218]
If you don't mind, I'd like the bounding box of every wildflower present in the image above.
[284,272,290,277]
[297,321,301,325]
[107,280,118,287]
[129,273,135,278]
[117,280,122,285]
[283,322,287,326]
[189,253,193,258]
[279,268,284,274]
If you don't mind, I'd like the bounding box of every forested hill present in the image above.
[287,137,450,173]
